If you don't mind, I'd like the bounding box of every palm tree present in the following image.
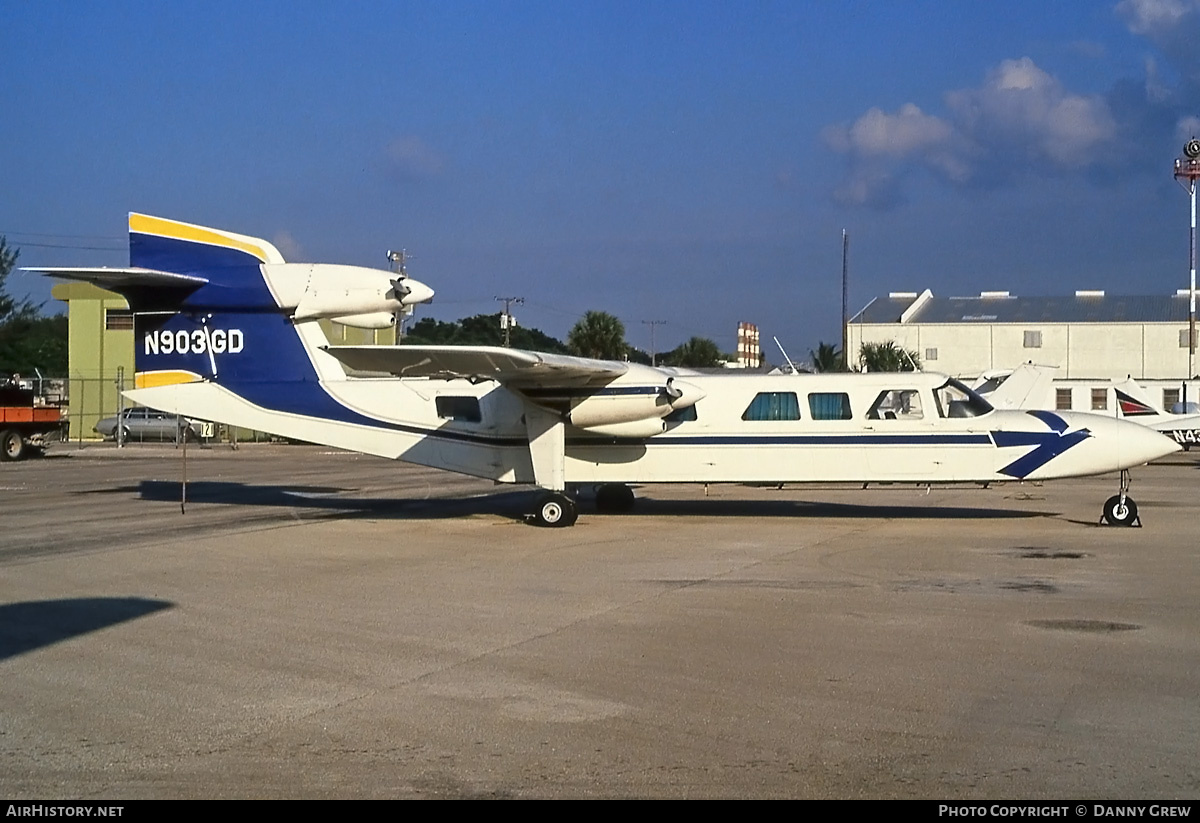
[809,341,844,372]
[662,337,724,368]
[858,341,921,372]
[567,311,627,359]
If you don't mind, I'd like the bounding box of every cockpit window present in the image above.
[933,379,993,418]
[868,389,924,420]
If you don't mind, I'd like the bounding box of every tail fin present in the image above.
[125,213,327,391]
[33,214,434,432]
[1112,379,1163,417]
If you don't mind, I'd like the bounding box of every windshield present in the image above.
[934,378,993,418]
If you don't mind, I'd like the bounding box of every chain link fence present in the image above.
[56,371,281,446]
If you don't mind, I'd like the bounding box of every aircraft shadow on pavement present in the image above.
[0,597,173,662]
[129,479,535,523]
[121,479,1051,523]
[629,497,1052,520]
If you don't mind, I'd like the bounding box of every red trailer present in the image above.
[0,383,65,461]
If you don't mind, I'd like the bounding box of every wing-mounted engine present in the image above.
[522,377,705,438]
[263,263,435,328]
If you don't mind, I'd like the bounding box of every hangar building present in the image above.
[847,288,1200,412]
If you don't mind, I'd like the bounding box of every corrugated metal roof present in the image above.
[851,293,1196,324]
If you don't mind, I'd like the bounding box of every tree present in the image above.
[809,341,844,372]
[662,336,724,368]
[858,340,921,372]
[0,236,34,325]
[567,310,627,359]
[0,237,67,375]
[403,313,568,353]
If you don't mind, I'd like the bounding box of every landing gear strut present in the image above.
[595,483,636,513]
[534,491,578,528]
[1101,469,1140,527]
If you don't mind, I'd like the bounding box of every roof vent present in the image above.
[1075,290,1105,297]
[888,291,917,298]
[979,290,1010,298]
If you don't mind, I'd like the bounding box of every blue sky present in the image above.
[4,0,1200,359]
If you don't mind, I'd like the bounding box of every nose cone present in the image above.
[398,277,435,306]
[1112,416,1184,468]
[1054,412,1181,477]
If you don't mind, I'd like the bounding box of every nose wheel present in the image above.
[1101,470,1141,527]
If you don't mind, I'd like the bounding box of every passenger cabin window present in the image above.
[867,389,923,420]
[741,392,800,421]
[933,379,993,418]
[808,392,853,420]
[435,396,482,423]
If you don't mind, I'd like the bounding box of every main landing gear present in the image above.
[531,484,637,526]
[1101,469,1140,527]
[534,491,578,528]
[595,483,636,514]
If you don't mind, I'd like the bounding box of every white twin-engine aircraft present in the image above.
[30,214,1180,527]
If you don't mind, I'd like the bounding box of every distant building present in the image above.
[734,322,762,369]
[847,288,1200,410]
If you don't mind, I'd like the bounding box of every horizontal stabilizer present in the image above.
[323,344,628,387]
[23,267,209,290]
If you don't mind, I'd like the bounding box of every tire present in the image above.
[119,427,132,443]
[595,483,636,513]
[534,492,578,528]
[1103,494,1138,526]
[0,429,26,462]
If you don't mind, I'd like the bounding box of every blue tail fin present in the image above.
[127,214,323,391]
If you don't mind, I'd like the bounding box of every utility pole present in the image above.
[495,296,524,347]
[1175,138,1200,398]
[642,320,667,366]
[841,229,849,371]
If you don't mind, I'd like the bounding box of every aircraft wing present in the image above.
[322,344,629,387]
[22,267,209,289]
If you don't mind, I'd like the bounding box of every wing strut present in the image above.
[524,404,566,492]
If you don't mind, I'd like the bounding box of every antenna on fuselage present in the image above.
[773,336,799,374]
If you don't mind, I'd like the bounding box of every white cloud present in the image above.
[1117,0,1200,82]
[825,58,1119,206]
[384,136,446,181]
[1177,115,1200,141]
[1117,0,1198,33]
[272,230,304,262]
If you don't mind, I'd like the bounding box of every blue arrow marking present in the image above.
[992,411,1091,478]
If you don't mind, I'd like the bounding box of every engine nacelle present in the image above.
[560,379,705,428]
[577,419,668,438]
[262,263,434,323]
[330,312,397,330]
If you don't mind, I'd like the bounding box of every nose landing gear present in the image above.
[1101,470,1140,527]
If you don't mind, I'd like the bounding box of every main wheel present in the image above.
[595,483,636,513]
[1103,494,1138,526]
[534,492,578,528]
[0,429,26,462]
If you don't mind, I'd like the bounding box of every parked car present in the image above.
[94,407,206,442]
